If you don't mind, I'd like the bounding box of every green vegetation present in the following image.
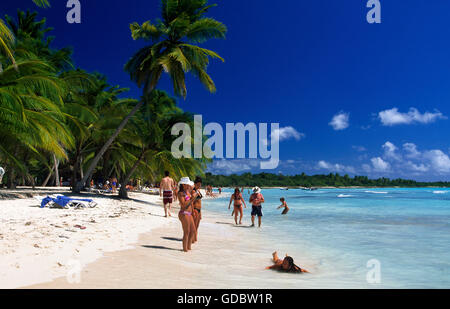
[75,0,227,192]
[203,173,450,188]
[0,1,226,195]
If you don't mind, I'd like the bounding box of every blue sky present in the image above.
[3,0,450,181]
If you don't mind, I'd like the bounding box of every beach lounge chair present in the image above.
[40,195,97,209]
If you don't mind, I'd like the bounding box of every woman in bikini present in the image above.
[228,188,247,225]
[192,177,203,242]
[277,197,290,215]
[266,251,309,273]
[177,177,198,252]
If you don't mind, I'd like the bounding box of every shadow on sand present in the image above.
[215,222,254,228]
[161,237,183,242]
[141,245,182,252]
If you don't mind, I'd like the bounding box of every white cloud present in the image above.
[423,150,450,174]
[403,143,421,159]
[317,160,356,174]
[405,161,429,173]
[207,159,259,175]
[360,142,450,178]
[271,126,305,142]
[378,108,446,126]
[371,157,391,172]
[382,141,401,161]
[329,112,350,131]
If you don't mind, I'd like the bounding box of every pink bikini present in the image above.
[181,194,192,216]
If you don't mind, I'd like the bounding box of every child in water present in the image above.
[266,252,308,273]
[277,198,289,215]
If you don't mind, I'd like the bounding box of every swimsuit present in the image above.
[251,205,263,217]
[163,190,173,204]
[250,193,264,217]
[234,194,242,207]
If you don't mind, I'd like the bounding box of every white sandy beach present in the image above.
[1,189,319,289]
[0,189,173,289]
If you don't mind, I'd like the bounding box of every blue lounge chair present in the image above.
[40,195,97,209]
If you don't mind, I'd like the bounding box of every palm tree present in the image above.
[0,2,51,69]
[118,90,206,198]
[32,0,50,8]
[0,19,16,72]
[75,0,227,192]
[0,11,91,188]
[0,56,74,188]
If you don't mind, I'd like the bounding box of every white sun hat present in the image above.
[252,186,261,194]
[179,177,194,187]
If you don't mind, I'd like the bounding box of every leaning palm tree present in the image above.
[118,90,207,198]
[75,0,227,192]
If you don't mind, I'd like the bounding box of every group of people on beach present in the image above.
[158,174,307,273]
[229,187,290,227]
[160,172,203,252]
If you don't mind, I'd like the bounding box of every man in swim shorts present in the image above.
[249,187,265,228]
[160,171,175,217]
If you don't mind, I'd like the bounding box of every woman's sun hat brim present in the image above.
[179,177,194,187]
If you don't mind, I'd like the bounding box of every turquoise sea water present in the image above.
[205,188,450,288]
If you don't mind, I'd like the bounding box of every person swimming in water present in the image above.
[277,197,290,215]
[266,251,308,273]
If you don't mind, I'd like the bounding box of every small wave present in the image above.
[364,191,388,194]
[338,194,353,198]
[433,191,448,194]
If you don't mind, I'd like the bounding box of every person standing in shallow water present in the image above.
[229,188,247,225]
[249,187,265,228]
[278,198,290,215]
[192,177,203,242]
[177,177,198,252]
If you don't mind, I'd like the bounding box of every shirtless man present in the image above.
[249,187,265,228]
[160,171,175,217]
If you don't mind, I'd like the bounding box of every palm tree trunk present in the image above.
[119,150,146,199]
[74,100,144,193]
[79,154,84,179]
[71,151,80,188]
[42,165,55,187]
[53,154,60,187]
[6,168,16,189]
